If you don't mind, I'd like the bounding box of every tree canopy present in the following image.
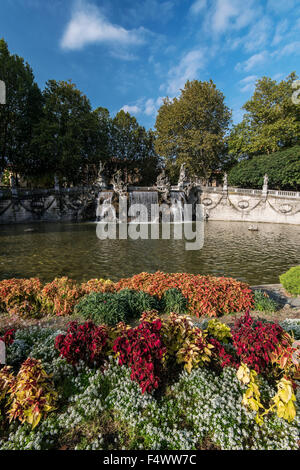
[1,38,299,190]
[155,79,232,181]
[31,79,101,184]
[0,38,43,175]
[228,145,300,190]
[110,110,159,185]
[0,39,159,186]
[228,73,300,159]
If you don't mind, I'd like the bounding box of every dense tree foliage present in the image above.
[155,80,232,181]
[228,73,300,159]
[228,146,300,190]
[0,39,159,187]
[31,80,101,185]
[110,110,159,185]
[0,38,43,176]
[1,38,299,189]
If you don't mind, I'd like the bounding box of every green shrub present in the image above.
[116,289,160,316]
[74,290,160,326]
[74,292,129,325]
[161,288,188,315]
[228,146,300,190]
[253,290,278,313]
[280,266,300,296]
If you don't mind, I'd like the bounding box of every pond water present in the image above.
[0,221,299,285]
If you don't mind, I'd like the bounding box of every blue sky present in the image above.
[1,0,299,129]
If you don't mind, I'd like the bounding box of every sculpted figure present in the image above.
[112,169,127,197]
[178,163,189,188]
[96,161,108,188]
[156,169,171,204]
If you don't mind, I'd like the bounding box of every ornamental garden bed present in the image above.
[0,271,299,450]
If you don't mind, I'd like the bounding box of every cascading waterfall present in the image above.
[96,191,114,221]
[129,191,159,222]
[170,191,186,222]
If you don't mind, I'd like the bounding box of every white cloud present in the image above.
[125,0,175,25]
[109,49,138,61]
[211,0,258,34]
[144,99,156,116]
[144,96,165,116]
[272,19,289,46]
[190,0,207,15]
[165,49,206,95]
[273,41,300,57]
[267,0,297,14]
[238,75,258,92]
[236,51,268,72]
[120,105,142,115]
[243,17,272,52]
[61,0,146,50]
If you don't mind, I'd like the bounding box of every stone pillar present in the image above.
[10,174,18,197]
[262,174,268,199]
[223,172,228,195]
[54,174,60,191]
[0,80,6,105]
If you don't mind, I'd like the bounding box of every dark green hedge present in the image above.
[228,146,300,190]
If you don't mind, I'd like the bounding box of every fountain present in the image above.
[96,191,114,221]
[95,166,198,223]
[170,191,185,222]
[95,161,109,189]
[129,191,159,222]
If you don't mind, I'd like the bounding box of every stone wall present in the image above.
[0,187,98,224]
[1,185,300,225]
[199,187,300,225]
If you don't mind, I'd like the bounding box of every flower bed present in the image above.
[0,312,299,450]
[115,272,254,317]
[0,272,254,319]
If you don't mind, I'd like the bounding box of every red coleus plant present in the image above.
[55,321,109,367]
[113,319,167,394]
[116,271,253,317]
[0,328,16,346]
[41,277,84,316]
[0,278,43,317]
[232,311,288,374]
[208,337,238,369]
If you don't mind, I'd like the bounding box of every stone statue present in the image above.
[223,172,228,194]
[262,173,269,199]
[112,169,127,197]
[156,169,171,204]
[178,163,189,188]
[54,174,60,191]
[10,174,16,188]
[96,161,108,189]
[156,169,170,189]
[10,174,18,196]
[0,80,6,105]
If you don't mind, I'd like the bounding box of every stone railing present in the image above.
[1,183,300,225]
[200,186,300,224]
[202,186,300,198]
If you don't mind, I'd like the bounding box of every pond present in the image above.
[0,221,299,285]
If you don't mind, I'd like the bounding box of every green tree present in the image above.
[110,110,159,185]
[155,79,232,181]
[228,73,300,159]
[0,38,42,177]
[32,80,100,184]
[228,145,300,190]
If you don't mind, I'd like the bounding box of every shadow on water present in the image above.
[0,220,299,284]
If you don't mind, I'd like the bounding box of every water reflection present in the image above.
[0,221,299,284]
